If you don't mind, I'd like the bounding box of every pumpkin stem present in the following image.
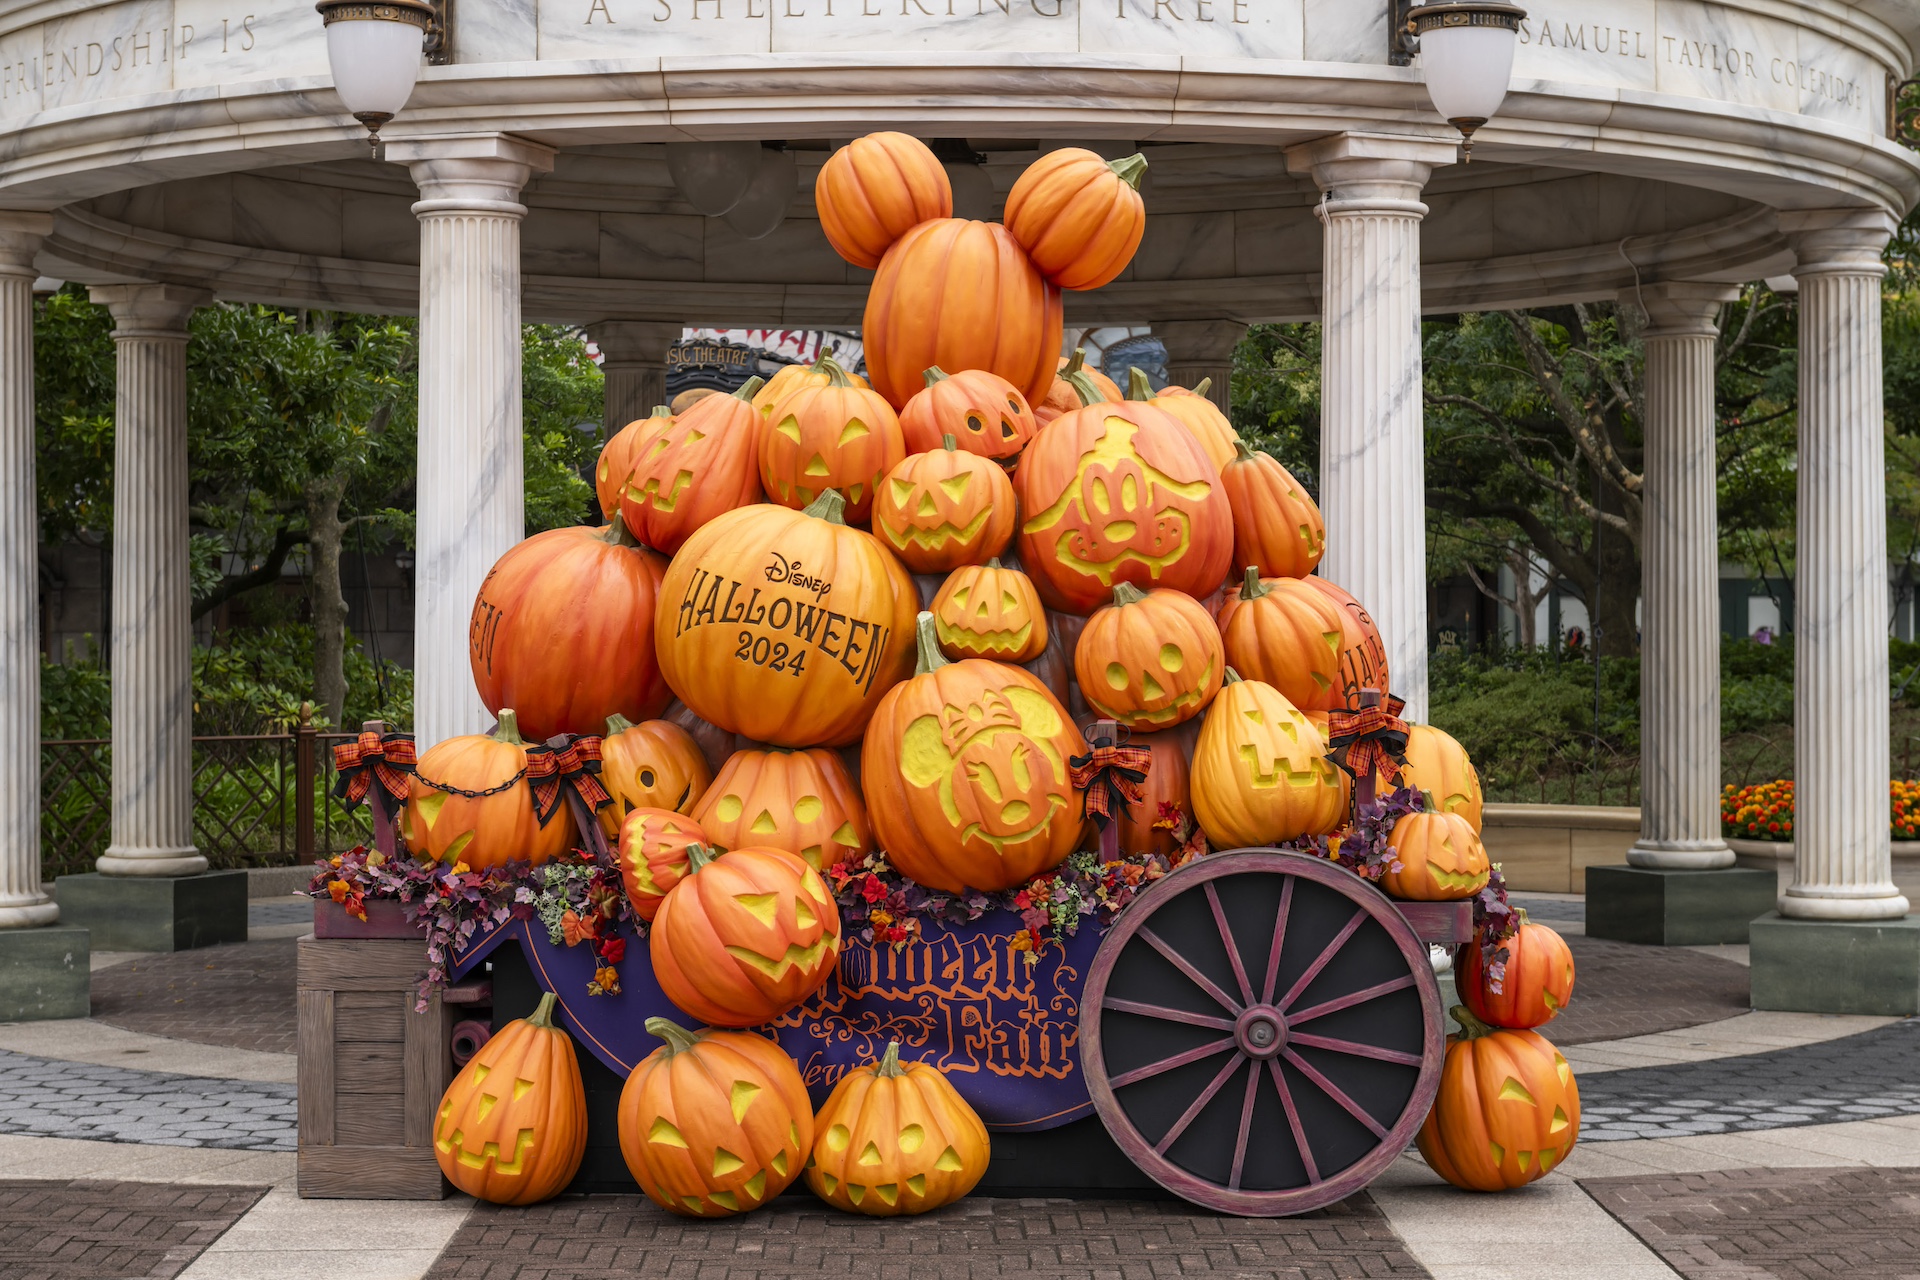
[1241,566,1270,600]
[942,433,959,452]
[1449,1004,1499,1042]
[1421,789,1438,811]
[808,355,854,388]
[605,713,636,736]
[1061,348,1104,407]
[650,404,672,418]
[1233,439,1257,464]
[874,1040,908,1078]
[1109,153,1148,190]
[802,488,849,526]
[1515,907,1530,927]
[914,611,951,676]
[1063,349,1086,377]
[1126,367,1154,402]
[646,1016,705,1056]
[684,843,718,876]
[730,375,767,403]
[525,991,560,1030]
[600,515,643,549]
[923,366,950,387]
[1111,582,1149,608]
[1192,377,1213,400]
[1223,668,1243,685]
[494,710,526,745]
[986,557,1002,570]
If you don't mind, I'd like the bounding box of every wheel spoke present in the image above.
[1152,1053,1246,1156]
[1288,1032,1424,1067]
[1287,974,1419,1026]
[1266,1057,1320,1185]
[1205,882,1256,1006]
[1281,1047,1389,1140]
[1227,1055,1262,1191]
[1139,926,1244,1015]
[1108,1036,1238,1090]
[1278,907,1369,1011]
[1102,997,1236,1033]
[1260,877,1295,1005]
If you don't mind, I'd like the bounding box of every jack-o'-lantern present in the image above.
[655,491,918,748]
[650,845,843,1028]
[597,405,671,521]
[434,992,586,1204]
[598,714,713,835]
[1302,577,1390,710]
[1460,910,1575,1030]
[1417,1007,1580,1192]
[1074,584,1223,731]
[618,808,709,922]
[1215,569,1349,714]
[1383,804,1489,901]
[872,436,1017,572]
[815,131,953,270]
[930,559,1048,663]
[863,615,1087,893]
[1401,724,1485,832]
[1145,376,1237,473]
[405,711,572,870]
[619,1017,815,1217]
[1190,673,1348,848]
[692,747,873,872]
[1034,350,1122,427]
[753,358,870,423]
[1016,400,1232,614]
[1221,441,1324,579]
[899,367,1038,463]
[759,356,905,525]
[621,379,768,556]
[804,1041,991,1215]
[1004,148,1147,292]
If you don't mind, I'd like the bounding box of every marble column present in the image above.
[590,320,683,433]
[1782,210,1909,921]
[90,284,211,877]
[0,214,56,924]
[387,135,556,750]
[1630,282,1740,871]
[1156,319,1244,415]
[1286,133,1457,722]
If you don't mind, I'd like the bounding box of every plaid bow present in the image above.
[1069,740,1152,829]
[525,736,611,826]
[1325,694,1410,785]
[331,732,417,809]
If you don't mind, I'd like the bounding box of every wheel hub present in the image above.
[1235,1005,1288,1059]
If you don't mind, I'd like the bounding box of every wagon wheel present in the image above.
[1082,850,1444,1217]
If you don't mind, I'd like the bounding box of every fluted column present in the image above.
[1156,319,1245,414]
[1782,211,1908,921]
[1287,134,1457,722]
[1630,282,1740,871]
[0,214,55,923]
[91,283,211,878]
[590,320,683,433]
[387,135,556,750]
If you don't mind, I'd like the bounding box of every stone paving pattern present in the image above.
[91,938,297,1055]
[1544,935,1749,1046]
[0,1050,295,1150]
[0,1178,267,1280]
[425,1195,1433,1279]
[1583,1167,1920,1278]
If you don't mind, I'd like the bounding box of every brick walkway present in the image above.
[1583,1167,1920,1278]
[0,1050,295,1150]
[426,1195,1431,1280]
[1544,934,1749,1045]
[91,938,297,1055]
[0,1179,267,1280]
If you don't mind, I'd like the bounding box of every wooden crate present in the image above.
[297,932,452,1199]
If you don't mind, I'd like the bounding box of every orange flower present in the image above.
[327,880,350,903]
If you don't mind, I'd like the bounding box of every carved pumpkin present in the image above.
[804,1041,991,1215]
[1035,350,1123,428]
[930,558,1048,663]
[667,698,737,777]
[1417,1006,1580,1192]
[1401,724,1485,832]
[621,379,768,556]
[759,355,906,524]
[1016,400,1231,615]
[1461,910,1576,1030]
[872,436,1017,573]
[655,491,918,748]
[598,714,713,835]
[1147,377,1237,473]
[1003,149,1147,292]
[863,218,1062,410]
[597,405,671,521]
[692,747,873,872]
[863,615,1087,893]
[1383,804,1490,901]
[1301,577,1390,710]
[650,845,843,1028]
[1222,441,1325,580]
[619,1016,815,1217]
[815,132,954,270]
[405,711,572,870]
[753,358,870,423]
[1074,583,1223,732]
[898,367,1038,463]
[434,992,586,1204]
[1214,568,1349,714]
[1190,673,1348,848]
[618,808,710,922]
[470,523,671,741]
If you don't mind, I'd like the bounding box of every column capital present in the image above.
[1285,132,1456,210]
[387,133,557,216]
[0,211,52,278]
[1626,281,1740,339]
[1781,208,1897,278]
[1153,319,1245,364]
[88,283,211,338]
[588,320,686,369]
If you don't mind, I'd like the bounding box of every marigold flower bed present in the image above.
[1722,779,1920,841]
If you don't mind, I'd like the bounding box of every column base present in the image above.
[98,846,210,877]
[1750,913,1920,1015]
[0,926,91,1021]
[1627,840,1735,871]
[54,870,247,952]
[1586,865,1779,946]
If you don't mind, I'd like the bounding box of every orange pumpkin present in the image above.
[862,614,1087,893]
[650,845,842,1027]
[1189,674,1348,848]
[596,405,671,521]
[1302,577,1390,709]
[598,714,713,835]
[1147,376,1237,474]
[470,523,670,741]
[759,355,906,524]
[654,491,918,748]
[815,132,953,270]
[1034,350,1122,427]
[1417,1006,1580,1192]
[618,807,710,922]
[1003,149,1147,291]
[1220,441,1324,579]
[753,358,871,424]
[804,1041,991,1215]
[863,218,1062,410]
[1215,568,1349,714]
[1461,909,1576,1030]
[1383,805,1490,901]
[1401,723,1485,831]
[930,558,1048,663]
[898,367,1038,463]
[692,747,873,872]
[621,378,767,556]
[872,436,1017,572]
[1074,583,1223,731]
[405,710,573,870]
[1015,399,1232,614]
[434,991,586,1204]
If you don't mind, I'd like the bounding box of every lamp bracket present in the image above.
[1388,0,1419,66]
[424,0,451,65]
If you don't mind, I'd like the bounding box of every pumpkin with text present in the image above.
[1301,576,1389,710]
[691,747,873,872]
[1460,910,1576,1030]
[872,435,1017,572]
[1417,1006,1581,1192]
[434,992,587,1205]
[898,366,1038,463]
[804,1041,991,1215]
[404,710,572,870]
[1190,672,1348,848]
[620,378,768,557]
[930,558,1049,663]
[759,355,906,524]
[1073,583,1223,731]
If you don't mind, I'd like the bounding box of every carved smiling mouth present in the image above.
[961,794,1069,853]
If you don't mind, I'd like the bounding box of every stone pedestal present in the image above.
[0,926,89,1020]
[590,320,682,433]
[1750,914,1920,1015]
[1154,319,1243,414]
[1585,865,1778,946]
[55,870,248,953]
